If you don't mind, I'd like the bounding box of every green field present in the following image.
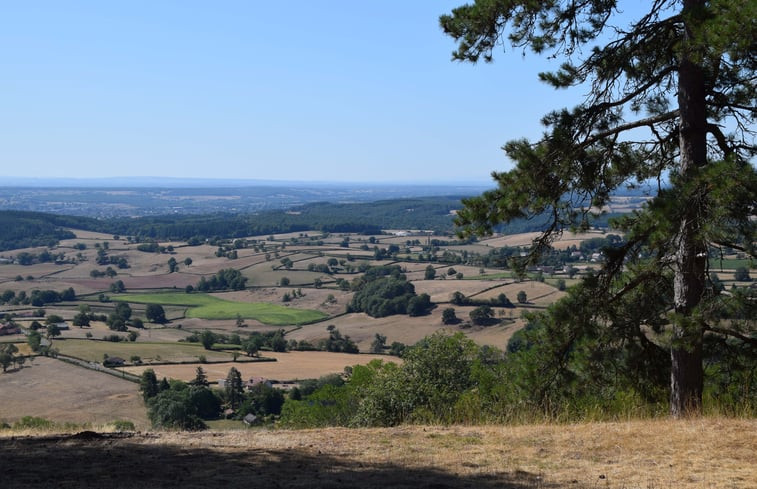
[54,339,236,363]
[114,293,326,325]
[709,258,753,270]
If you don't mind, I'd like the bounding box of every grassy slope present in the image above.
[114,292,327,324]
[1,418,755,488]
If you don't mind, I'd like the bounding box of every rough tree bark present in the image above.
[670,0,709,417]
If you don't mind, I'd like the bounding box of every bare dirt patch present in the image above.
[0,356,148,429]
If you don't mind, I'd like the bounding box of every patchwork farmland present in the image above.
[0,225,751,429]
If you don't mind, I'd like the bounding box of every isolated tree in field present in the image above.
[145,304,167,324]
[241,338,259,357]
[442,307,458,325]
[45,314,63,325]
[370,333,387,353]
[46,323,61,339]
[184,257,193,267]
[200,330,216,350]
[442,0,756,416]
[109,280,125,293]
[0,352,12,373]
[27,330,42,352]
[469,305,494,326]
[114,302,132,322]
[72,312,90,327]
[517,291,528,304]
[0,344,18,372]
[424,265,436,280]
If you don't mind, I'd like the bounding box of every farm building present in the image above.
[245,377,272,390]
[103,357,125,367]
[0,323,22,336]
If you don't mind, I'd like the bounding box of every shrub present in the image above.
[13,416,53,430]
[111,420,135,431]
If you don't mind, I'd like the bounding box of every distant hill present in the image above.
[0,197,465,250]
[0,190,641,251]
[0,211,79,251]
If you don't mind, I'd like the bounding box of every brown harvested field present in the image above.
[217,288,352,316]
[242,263,325,287]
[62,229,118,240]
[0,263,68,283]
[176,317,287,334]
[187,253,269,275]
[289,311,459,351]
[248,230,322,241]
[18,320,192,343]
[0,356,148,429]
[121,351,393,382]
[480,230,609,250]
[63,273,199,291]
[464,318,526,347]
[2,418,754,489]
[412,278,513,303]
[473,281,565,305]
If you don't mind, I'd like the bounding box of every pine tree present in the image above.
[225,367,245,410]
[441,0,756,416]
[191,366,209,388]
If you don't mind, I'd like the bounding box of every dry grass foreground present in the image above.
[1,418,755,488]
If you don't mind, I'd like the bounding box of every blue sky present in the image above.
[2,1,594,184]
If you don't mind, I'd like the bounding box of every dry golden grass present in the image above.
[1,418,754,488]
[0,357,148,430]
[288,311,455,351]
[412,278,512,303]
[474,281,566,306]
[217,287,352,316]
[480,230,609,250]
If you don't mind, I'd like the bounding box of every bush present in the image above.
[13,416,53,430]
[145,304,167,323]
[111,420,136,431]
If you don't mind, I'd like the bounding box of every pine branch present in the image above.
[578,110,679,148]
[705,326,757,348]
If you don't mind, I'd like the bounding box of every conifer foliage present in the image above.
[441,0,756,416]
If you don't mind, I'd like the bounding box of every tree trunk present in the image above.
[671,0,709,418]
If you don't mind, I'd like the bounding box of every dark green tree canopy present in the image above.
[441,0,756,416]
